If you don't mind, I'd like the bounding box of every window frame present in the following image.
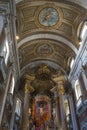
[74,79,82,101]
[0,38,9,65]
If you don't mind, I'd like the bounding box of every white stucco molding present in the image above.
[18,34,78,54]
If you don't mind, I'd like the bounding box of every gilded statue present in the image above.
[52,70,66,94]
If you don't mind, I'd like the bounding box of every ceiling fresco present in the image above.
[16,2,87,45]
[16,0,87,93]
[19,39,75,74]
[38,7,59,27]
[35,4,63,29]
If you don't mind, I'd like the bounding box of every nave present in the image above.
[0,0,87,130]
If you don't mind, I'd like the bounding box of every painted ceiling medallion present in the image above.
[39,7,59,27]
[37,44,52,54]
[35,5,62,29]
[36,43,53,56]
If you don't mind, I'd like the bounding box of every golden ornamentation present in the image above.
[54,96,59,102]
[52,70,66,85]
[35,95,50,102]
[25,74,35,81]
[35,64,51,80]
[25,84,34,93]
[58,86,65,95]
[38,64,50,75]
[51,70,65,94]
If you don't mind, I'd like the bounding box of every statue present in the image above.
[52,70,66,94]
[52,70,66,83]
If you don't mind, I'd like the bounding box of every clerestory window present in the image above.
[75,79,82,101]
[1,39,9,65]
[70,58,75,69]
[80,22,87,41]
[15,98,21,116]
[9,76,15,95]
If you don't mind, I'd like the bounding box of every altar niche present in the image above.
[32,95,51,129]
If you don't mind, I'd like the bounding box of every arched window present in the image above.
[9,76,15,95]
[75,79,82,101]
[1,38,9,65]
[80,21,87,41]
[15,98,21,116]
[70,58,75,69]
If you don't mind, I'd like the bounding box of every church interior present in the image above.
[0,0,87,130]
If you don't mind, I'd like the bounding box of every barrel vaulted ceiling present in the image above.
[16,0,87,78]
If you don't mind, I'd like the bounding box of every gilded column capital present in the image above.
[57,80,65,95]
[58,86,65,95]
[58,80,64,87]
[54,96,59,102]
[25,84,34,93]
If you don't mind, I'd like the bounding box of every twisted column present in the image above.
[22,83,34,130]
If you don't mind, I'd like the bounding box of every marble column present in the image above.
[9,96,17,130]
[55,92,61,129]
[68,93,78,130]
[58,81,68,130]
[51,87,61,130]
[0,68,12,125]
[22,83,34,130]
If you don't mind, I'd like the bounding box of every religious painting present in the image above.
[39,7,59,27]
[36,43,53,56]
[32,95,51,129]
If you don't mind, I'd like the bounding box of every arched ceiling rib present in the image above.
[19,39,75,75]
[67,0,87,9]
[18,34,78,53]
[20,60,67,77]
[16,0,87,9]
